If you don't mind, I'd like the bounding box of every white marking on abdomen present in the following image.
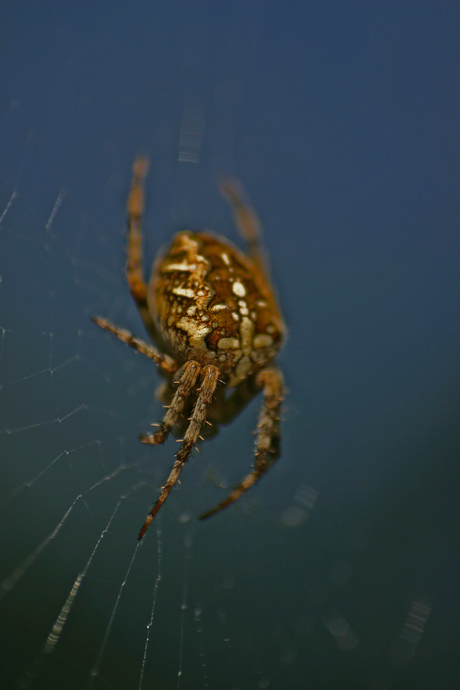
[232,280,246,297]
[172,287,196,299]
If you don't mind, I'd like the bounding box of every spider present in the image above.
[92,158,286,539]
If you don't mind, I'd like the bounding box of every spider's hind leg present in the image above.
[199,366,284,520]
[219,177,271,285]
[126,156,166,349]
[126,156,150,309]
[139,364,220,539]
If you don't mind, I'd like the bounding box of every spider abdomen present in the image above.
[149,230,284,385]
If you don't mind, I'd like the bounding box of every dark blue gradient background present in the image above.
[1,2,459,689]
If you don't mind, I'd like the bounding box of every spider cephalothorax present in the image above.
[93,158,285,539]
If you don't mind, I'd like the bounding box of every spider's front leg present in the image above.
[138,364,220,539]
[140,360,200,445]
[199,366,284,520]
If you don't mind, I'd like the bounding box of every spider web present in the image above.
[0,120,313,689]
[0,102,271,690]
[1,4,460,690]
[0,9,313,689]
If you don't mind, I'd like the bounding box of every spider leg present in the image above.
[199,366,284,520]
[126,156,150,308]
[205,377,259,429]
[140,360,200,445]
[219,177,271,285]
[125,156,166,349]
[91,316,178,375]
[139,365,220,539]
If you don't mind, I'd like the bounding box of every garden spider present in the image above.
[93,158,286,539]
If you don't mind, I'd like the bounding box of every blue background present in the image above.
[1,2,459,688]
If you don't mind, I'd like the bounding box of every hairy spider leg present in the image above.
[91,317,178,375]
[140,360,200,445]
[219,177,272,286]
[139,364,220,539]
[199,366,284,520]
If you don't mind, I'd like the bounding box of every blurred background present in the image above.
[1,2,459,688]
